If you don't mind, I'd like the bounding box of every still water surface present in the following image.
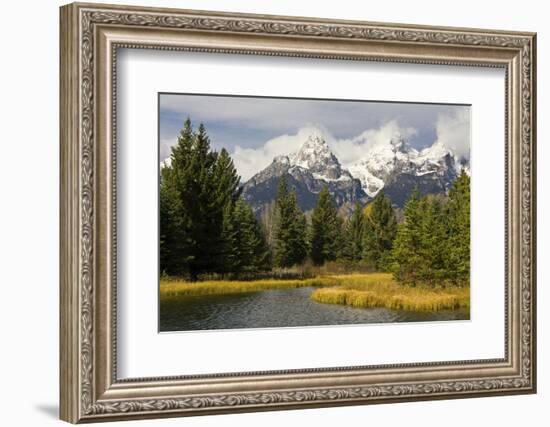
[160,287,469,332]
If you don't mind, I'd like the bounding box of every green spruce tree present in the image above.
[417,195,448,286]
[185,123,223,278]
[445,171,470,286]
[362,193,397,270]
[240,200,271,273]
[220,200,239,275]
[159,118,243,279]
[341,202,365,262]
[159,118,196,276]
[273,177,308,268]
[390,189,424,285]
[309,186,342,266]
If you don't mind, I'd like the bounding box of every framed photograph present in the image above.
[60,2,537,423]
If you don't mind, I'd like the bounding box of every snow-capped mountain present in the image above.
[348,134,468,205]
[242,132,367,215]
[287,131,345,181]
[348,135,418,197]
[242,130,469,215]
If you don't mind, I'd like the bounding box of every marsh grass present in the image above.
[310,273,470,312]
[159,276,341,299]
[160,273,469,312]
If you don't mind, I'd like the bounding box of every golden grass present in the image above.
[160,276,341,299]
[310,273,470,312]
[160,273,469,312]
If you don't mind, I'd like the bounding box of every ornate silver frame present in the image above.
[60,2,537,423]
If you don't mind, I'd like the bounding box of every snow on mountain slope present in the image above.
[349,134,469,197]
[242,130,366,214]
[242,127,470,213]
[287,131,343,179]
[269,131,356,184]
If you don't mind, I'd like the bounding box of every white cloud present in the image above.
[159,112,470,183]
[160,137,177,162]
[434,109,470,160]
[232,125,327,181]
[332,120,417,167]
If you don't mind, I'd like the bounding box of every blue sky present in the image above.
[159,93,470,181]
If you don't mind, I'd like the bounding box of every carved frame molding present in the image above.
[60,2,536,423]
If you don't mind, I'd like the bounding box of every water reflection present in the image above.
[160,287,469,332]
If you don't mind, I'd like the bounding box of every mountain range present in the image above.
[241,129,469,216]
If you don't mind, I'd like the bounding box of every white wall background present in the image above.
[0,0,545,426]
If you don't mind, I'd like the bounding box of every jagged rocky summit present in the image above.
[348,134,468,207]
[242,129,469,216]
[242,131,367,216]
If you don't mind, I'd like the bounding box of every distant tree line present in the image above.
[160,119,470,287]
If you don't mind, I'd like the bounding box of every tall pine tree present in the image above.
[239,199,271,273]
[273,177,308,268]
[417,195,447,286]
[341,202,365,262]
[362,193,397,270]
[159,118,242,279]
[309,186,342,266]
[159,165,194,276]
[187,123,223,278]
[390,189,424,285]
[159,118,196,276]
[220,198,270,276]
[445,171,470,286]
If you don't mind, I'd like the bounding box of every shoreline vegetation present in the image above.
[309,274,469,312]
[159,276,338,298]
[160,273,469,312]
[160,118,471,318]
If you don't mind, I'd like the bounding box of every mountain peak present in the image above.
[285,131,347,181]
[291,133,332,166]
[243,127,469,213]
[242,130,366,214]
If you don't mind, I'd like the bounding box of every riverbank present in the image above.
[160,276,341,298]
[160,273,469,312]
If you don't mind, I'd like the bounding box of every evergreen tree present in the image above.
[212,148,242,274]
[445,171,470,286]
[417,195,447,286]
[185,123,223,278]
[310,186,342,265]
[240,200,271,273]
[220,198,271,276]
[170,117,194,168]
[159,118,242,279]
[362,193,397,270]
[159,166,194,276]
[213,148,242,205]
[260,200,277,250]
[287,191,309,266]
[341,202,365,262]
[273,177,308,268]
[390,175,470,288]
[220,200,239,274]
[159,118,196,276]
[390,189,424,285]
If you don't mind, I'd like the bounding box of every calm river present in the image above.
[160,287,469,332]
